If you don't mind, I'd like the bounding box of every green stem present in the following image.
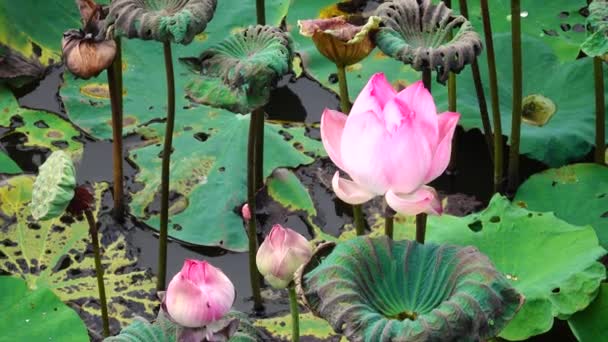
[384,206,395,239]
[157,41,175,291]
[422,69,432,92]
[459,0,493,159]
[85,210,110,337]
[507,0,523,194]
[253,108,265,190]
[248,109,264,312]
[594,57,606,165]
[481,0,504,193]
[337,64,365,236]
[336,64,351,113]
[353,204,365,236]
[256,0,265,25]
[415,213,427,244]
[288,286,300,342]
[446,71,458,176]
[107,37,124,222]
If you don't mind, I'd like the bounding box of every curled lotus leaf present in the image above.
[182,25,293,113]
[108,0,217,44]
[374,0,482,83]
[581,0,608,58]
[0,43,45,87]
[29,150,76,221]
[297,16,380,66]
[296,236,524,342]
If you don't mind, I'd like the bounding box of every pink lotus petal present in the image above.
[331,171,377,204]
[350,73,396,117]
[298,16,364,42]
[340,110,391,194]
[393,80,439,145]
[379,98,434,194]
[385,186,442,216]
[320,109,348,170]
[424,111,460,183]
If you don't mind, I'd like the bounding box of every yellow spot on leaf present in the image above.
[346,63,362,72]
[319,4,348,19]
[80,83,111,99]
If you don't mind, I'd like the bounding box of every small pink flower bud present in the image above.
[256,224,313,289]
[241,204,251,221]
[164,259,235,328]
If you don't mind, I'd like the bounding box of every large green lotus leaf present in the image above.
[514,163,608,250]
[106,311,261,342]
[424,194,607,340]
[299,236,523,341]
[60,0,289,139]
[0,276,89,342]
[0,175,157,331]
[568,283,608,342]
[0,150,21,174]
[255,312,346,341]
[128,109,323,250]
[0,86,83,156]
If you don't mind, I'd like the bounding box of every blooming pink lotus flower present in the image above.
[164,259,235,328]
[256,224,313,289]
[321,73,459,216]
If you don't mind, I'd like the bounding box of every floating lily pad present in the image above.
[0,276,89,342]
[568,283,608,342]
[0,150,21,174]
[255,312,346,341]
[425,194,607,340]
[298,236,523,341]
[514,163,608,250]
[128,110,322,250]
[0,175,157,331]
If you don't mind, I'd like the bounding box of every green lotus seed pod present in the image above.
[30,151,77,221]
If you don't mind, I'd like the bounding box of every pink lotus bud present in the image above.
[320,72,458,216]
[241,204,251,221]
[256,224,313,289]
[164,259,235,328]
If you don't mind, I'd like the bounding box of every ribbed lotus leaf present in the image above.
[182,25,293,114]
[107,0,217,44]
[298,16,381,66]
[0,43,45,87]
[30,151,76,221]
[374,0,482,83]
[581,0,608,60]
[297,237,524,342]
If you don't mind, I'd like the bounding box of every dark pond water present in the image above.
[4,65,580,341]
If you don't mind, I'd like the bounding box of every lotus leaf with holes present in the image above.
[297,237,523,342]
[182,25,293,114]
[374,0,482,83]
[107,0,217,44]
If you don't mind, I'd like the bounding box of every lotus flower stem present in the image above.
[446,71,458,178]
[459,0,493,159]
[157,41,176,291]
[256,0,265,25]
[507,0,523,194]
[594,56,605,165]
[415,213,427,244]
[421,69,432,91]
[288,286,300,342]
[480,0,504,193]
[247,108,264,311]
[107,37,124,222]
[384,206,395,239]
[336,63,365,236]
[84,210,110,337]
[253,107,265,190]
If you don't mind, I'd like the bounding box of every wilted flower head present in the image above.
[321,73,459,216]
[298,15,380,66]
[30,151,77,221]
[256,224,312,289]
[164,259,235,329]
[62,0,117,79]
